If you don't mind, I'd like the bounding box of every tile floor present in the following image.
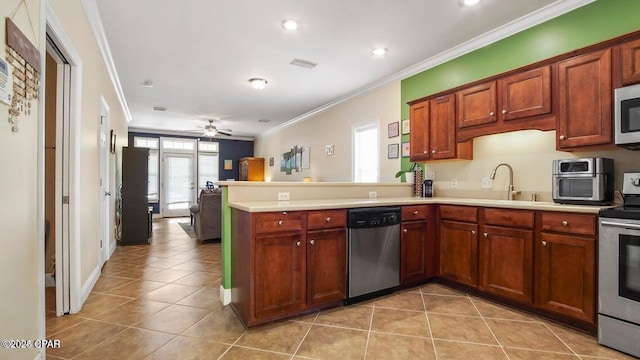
[45,218,635,360]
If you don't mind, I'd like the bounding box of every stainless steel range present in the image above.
[598,172,640,358]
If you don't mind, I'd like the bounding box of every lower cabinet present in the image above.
[306,228,347,308]
[439,205,479,287]
[400,205,430,285]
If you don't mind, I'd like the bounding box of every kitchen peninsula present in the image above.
[221,181,606,332]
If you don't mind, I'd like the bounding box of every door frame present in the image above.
[99,96,111,265]
[46,3,83,316]
[160,151,197,217]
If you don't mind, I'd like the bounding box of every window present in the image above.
[198,141,219,189]
[353,123,379,182]
[133,137,160,202]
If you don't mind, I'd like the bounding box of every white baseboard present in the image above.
[80,265,101,305]
[220,285,231,306]
[110,239,116,256]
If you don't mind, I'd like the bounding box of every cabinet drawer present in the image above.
[402,205,429,221]
[439,205,477,222]
[255,211,304,234]
[484,208,534,228]
[307,209,346,230]
[540,212,596,236]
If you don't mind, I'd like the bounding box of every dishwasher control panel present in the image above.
[347,207,401,228]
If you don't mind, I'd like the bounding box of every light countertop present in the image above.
[228,196,609,214]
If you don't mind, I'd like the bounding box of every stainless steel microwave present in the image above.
[552,158,614,205]
[615,83,640,150]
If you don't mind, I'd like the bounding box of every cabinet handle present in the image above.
[296,241,301,247]
[310,239,315,245]
[282,211,288,215]
[472,230,476,235]
[278,220,283,226]
[403,228,408,233]
[542,240,547,247]
[432,150,436,154]
[326,217,332,222]
[413,210,419,215]
[423,150,428,154]
[483,232,488,238]
[562,220,568,226]
[489,112,495,116]
[559,135,565,140]
[502,109,507,114]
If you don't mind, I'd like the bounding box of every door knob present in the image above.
[489,112,495,116]
[104,191,111,196]
[502,109,507,114]
[310,240,315,245]
[483,232,488,237]
[413,210,419,215]
[296,241,301,247]
[326,217,332,222]
[432,150,436,154]
[403,229,408,233]
[562,220,568,226]
[559,135,565,140]
[278,220,283,225]
[471,230,476,235]
[542,241,547,246]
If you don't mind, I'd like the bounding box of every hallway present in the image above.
[44,218,632,359]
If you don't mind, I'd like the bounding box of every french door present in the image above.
[161,153,196,217]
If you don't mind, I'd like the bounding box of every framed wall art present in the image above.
[388,143,399,159]
[388,122,399,138]
[402,119,410,134]
[402,142,410,157]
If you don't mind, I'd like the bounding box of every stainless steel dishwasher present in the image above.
[346,206,401,302]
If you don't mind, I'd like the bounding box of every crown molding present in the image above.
[259,0,595,139]
[80,0,132,122]
[128,127,255,141]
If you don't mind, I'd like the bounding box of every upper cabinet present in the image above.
[621,38,640,86]
[456,66,553,142]
[556,48,612,150]
[409,95,472,162]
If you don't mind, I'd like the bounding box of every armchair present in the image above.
[189,188,222,241]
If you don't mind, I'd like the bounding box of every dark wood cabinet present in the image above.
[239,157,265,181]
[400,205,429,285]
[535,212,596,324]
[479,208,534,304]
[457,82,497,129]
[621,38,640,85]
[306,228,346,307]
[409,100,430,161]
[556,48,612,149]
[121,147,150,245]
[499,66,552,121]
[439,205,479,287]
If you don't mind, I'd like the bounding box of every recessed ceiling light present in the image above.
[460,0,480,6]
[249,78,268,90]
[282,19,299,30]
[142,80,154,88]
[153,106,166,111]
[371,48,388,56]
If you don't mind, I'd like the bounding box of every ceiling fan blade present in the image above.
[217,130,232,136]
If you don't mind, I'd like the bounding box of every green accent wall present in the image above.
[399,0,640,172]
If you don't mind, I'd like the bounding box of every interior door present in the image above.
[99,100,110,265]
[162,153,196,217]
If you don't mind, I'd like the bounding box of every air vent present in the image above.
[258,119,271,123]
[290,58,317,69]
[153,106,167,111]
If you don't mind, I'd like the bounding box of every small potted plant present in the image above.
[395,162,417,183]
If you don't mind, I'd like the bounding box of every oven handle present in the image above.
[600,220,640,230]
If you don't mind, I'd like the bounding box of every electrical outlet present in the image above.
[368,191,377,198]
[481,176,493,189]
[450,178,458,188]
[277,192,290,201]
[427,171,436,180]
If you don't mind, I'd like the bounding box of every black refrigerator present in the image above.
[121,146,150,245]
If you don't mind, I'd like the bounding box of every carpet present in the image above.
[178,222,197,238]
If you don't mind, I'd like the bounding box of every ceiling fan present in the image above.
[189,119,232,137]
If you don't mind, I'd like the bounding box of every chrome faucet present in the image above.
[489,163,521,200]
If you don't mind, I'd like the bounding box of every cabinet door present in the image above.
[457,82,497,129]
[401,220,427,285]
[557,48,612,149]
[499,66,551,121]
[410,100,430,161]
[430,94,457,160]
[439,220,478,287]
[480,225,533,304]
[536,232,595,323]
[306,228,346,308]
[255,233,304,320]
[621,38,640,86]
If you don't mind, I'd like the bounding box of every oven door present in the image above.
[599,218,640,324]
[553,175,601,202]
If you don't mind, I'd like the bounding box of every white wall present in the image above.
[255,82,402,183]
[0,1,43,359]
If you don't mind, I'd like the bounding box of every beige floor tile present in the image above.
[177,286,223,310]
[145,257,188,269]
[429,313,498,345]
[375,291,425,311]
[170,260,213,272]
[182,307,246,344]
[78,293,134,317]
[504,348,581,360]
[173,271,221,286]
[89,299,169,325]
[220,346,291,360]
[104,279,166,298]
[73,327,174,360]
[295,324,368,360]
[111,265,164,279]
[424,294,480,316]
[46,319,127,358]
[143,268,193,283]
[147,336,229,360]
[315,304,373,330]
[366,332,436,360]
[91,275,135,293]
[470,297,539,322]
[100,262,139,276]
[141,283,201,303]
[545,322,636,359]
[46,312,87,336]
[370,307,430,337]
[433,340,507,359]
[485,319,571,353]
[421,283,467,296]
[136,304,211,334]
[235,320,311,354]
